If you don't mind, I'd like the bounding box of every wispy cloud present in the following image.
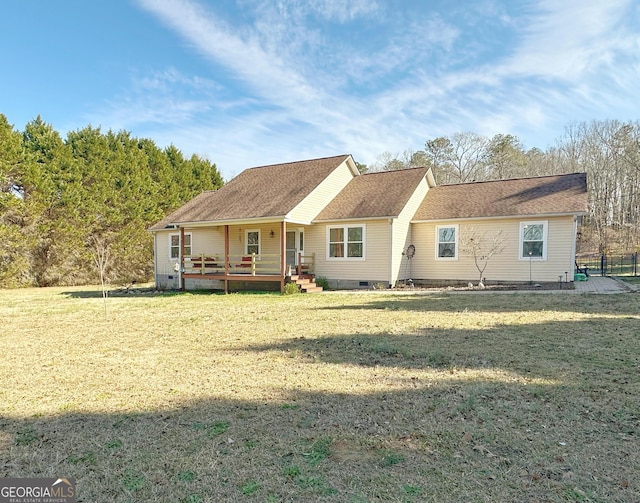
[117,0,640,176]
[503,0,635,79]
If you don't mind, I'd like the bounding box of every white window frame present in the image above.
[326,225,366,261]
[169,232,192,260]
[245,229,261,256]
[519,221,548,260]
[435,224,458,260]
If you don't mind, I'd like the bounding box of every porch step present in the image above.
[301,285,323,293]
[288,274,323,293]
[290,274,314,282]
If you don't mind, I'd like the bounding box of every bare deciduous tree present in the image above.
[460,227,507,284]
[91,235,112,320]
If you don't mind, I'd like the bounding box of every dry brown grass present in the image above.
[1,287,639,502]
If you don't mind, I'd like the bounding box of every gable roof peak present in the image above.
[149,153,356,229]
[244,154,352,171]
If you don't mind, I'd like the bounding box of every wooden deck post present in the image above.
[280,221,286,292]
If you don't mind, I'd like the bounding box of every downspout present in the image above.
[180,226,185,291]
[281,221,287,291]
[224,224,230,294]
[389,218,394,288]
[572,216,578,276]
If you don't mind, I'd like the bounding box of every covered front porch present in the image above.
[174,221,315,292]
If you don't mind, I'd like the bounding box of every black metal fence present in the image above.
[577,252,639,276]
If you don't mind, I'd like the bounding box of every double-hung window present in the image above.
[246,230,260,256]
[327,225,365,260]
[170,233,191,260]
[436,225,458,259]
[520,221,547,260]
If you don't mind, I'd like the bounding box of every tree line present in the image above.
[0,115,223,288]
[364,120,640,254]
[2,114,637,288]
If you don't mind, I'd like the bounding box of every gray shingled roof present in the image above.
[413,172,588,221]
[314,167,430,221]
[150,155,352,229]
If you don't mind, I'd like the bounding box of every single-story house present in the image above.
[149,154,588,291]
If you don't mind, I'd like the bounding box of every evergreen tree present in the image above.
[0,114,223,288]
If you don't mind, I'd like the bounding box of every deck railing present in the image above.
[183,252,316,277]
[184,253,281,276]
[297,253,315,275]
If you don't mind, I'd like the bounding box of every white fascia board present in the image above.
[284,217,313,225]
[426,168,437,188]
[345,155,361,177]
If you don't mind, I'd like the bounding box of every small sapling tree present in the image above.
[90,234,113,320]
[461,227,507,285]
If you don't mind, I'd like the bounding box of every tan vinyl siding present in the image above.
[191,227,225,257]
[411,216,577,283]
[154,230,174,282]
[286,160,356,223]
[155,224,284,273]
[306,220,391,283]
[391,178,430,284]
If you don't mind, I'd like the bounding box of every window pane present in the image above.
[247,244,259,255]
[170,235,179,259]
[439,243,455,257]
[523,224,542,241]
[347,243,363,257]
[329,228,343,242]
[286,231,296,249]
[439,227,455,242]
[299,232,304,251]
[523,241,543,257]
[184,235,191,246]
[247,231,259,245]
[347,227,362,242]
[329,243,343,257]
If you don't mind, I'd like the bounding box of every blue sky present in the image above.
[1,0,639,180]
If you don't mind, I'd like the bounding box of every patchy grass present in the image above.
[1,286,639,502]
[618,275,640,286]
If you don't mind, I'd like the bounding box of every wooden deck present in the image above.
[179,252,316,292]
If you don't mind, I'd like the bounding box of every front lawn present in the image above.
[1,287,638,502]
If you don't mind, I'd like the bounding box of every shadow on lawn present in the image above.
[317,292,640,316]
[58,289,229,299]
[2,381,638,503]
[3,311,639,501]
[230,317,640,380]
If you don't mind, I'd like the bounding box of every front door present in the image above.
[286,229,304,270]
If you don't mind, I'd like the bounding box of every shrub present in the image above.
[283,282,300,295]
[315,276,329,290]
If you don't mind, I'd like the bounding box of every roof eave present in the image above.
[411,210,587,223]
[153,215,288,229]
